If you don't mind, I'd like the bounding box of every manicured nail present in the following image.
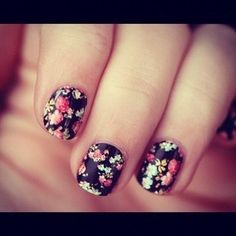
[43,86,87,140]
[217,99,236,140]
[77,143,125,196]
[137,140,183,195]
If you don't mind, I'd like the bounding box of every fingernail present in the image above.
[43,86,87,140]
[77,143,125,196]
[137,140,183,195]
[217,99,236,141]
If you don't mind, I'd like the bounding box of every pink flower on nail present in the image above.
[161,172,173,186]
[99,176,112,187]
[99,175,106,184]
[88,151,94,158]
[94,149,102,158]
[104,179,112,187]
[116,163,123,171]
[168,159,180,175]
[53,128,63,139]
[49,110,63,125]
[90,149,106,162]
[56,96,70,113]
[146,153,155,162]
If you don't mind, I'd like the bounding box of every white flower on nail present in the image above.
[142,176,153,189]
[159,141,177,152]
[109,154,123,164]
[146,163,158,176]
[104,167,112,174]
[78,181,102,196]
[97,164,105,171]
[114,154,122,161]
[75,108,85,118]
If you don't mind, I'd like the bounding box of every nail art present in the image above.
[137,140,183,195]
[77,143,125,196]
[43,86,87,140]
[217,99,236,140]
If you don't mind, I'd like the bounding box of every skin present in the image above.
[0,24,236,211]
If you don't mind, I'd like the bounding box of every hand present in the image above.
[0,24,236,211]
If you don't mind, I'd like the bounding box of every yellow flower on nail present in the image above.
[155,159,167,173]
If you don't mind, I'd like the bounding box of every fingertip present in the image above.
[34,24,114,141]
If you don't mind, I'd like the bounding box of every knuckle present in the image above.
[78,25,112,54]
[112,65,160,104]
[42,24,111,55]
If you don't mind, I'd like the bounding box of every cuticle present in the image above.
[90,139,128,164]
[154,137,187,159]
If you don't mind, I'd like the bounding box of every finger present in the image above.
[34,24,114,140]
[0,24,23,94]
[137,24,236,195]
[71,24,191,196]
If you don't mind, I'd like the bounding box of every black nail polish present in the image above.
[137,140,183,195]
[77,143,125,196]
[217,99,236,140]
[43,86,87,140]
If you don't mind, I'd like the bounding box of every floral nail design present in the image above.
[137,140,183,195]
[77,143,125,196]
[217,99,236,141]
[43,86,87,140]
